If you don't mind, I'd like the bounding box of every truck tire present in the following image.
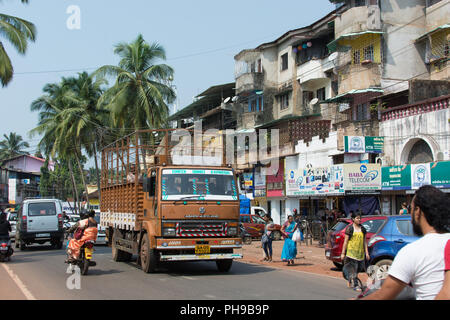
[140,233,158,273]
[216,259,233,272]
[112,229,132,262]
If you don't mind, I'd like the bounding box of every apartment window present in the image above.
[353,49,361,64]
[281,53,288,71]
[302,91,314,107]
[316,87,326,102]
[280,93,289,110]
[426,0,442,7]
[353,103,370,121]
[257,59,262,73]
[363,45,374,61]
[354,0,366,7]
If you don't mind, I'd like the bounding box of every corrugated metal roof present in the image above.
[327,30,384,52]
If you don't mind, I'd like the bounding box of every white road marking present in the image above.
[1,264,36,300]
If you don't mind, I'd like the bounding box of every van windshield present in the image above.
[161,169,238,201]
[28,202,57,216]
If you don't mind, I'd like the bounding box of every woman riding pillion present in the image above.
[66,210,98,263]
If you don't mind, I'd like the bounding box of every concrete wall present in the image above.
[335,5,381,38]
[381,0,428,82]
[380,108,450,165]
[295,131,339,168]
[425,0,449,31]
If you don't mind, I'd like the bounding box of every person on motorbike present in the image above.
[361,185,450,300]
[0,212,11,239]
[66,210,98,262]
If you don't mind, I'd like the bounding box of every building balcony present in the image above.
[338,62,382,94]
[235,72,264,95]
[334,4,381,38]
[381,94,450,122]
[297,57,334,84]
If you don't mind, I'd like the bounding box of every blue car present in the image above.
[368,215,420,280]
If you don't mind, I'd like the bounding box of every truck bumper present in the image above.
[160,253,243,262]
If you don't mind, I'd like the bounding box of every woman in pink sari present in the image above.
[67,211,98,261]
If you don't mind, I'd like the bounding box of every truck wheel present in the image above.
[112,229,132,262]
[272,231,282,241]
[140,233,158,273]
[19,241,26,251]
[216,259,233,272]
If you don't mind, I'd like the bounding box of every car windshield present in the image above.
[331,221,350,232]
[161,169,237,201]
[362,218,386,233]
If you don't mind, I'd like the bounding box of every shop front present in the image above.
[266,160,285,224]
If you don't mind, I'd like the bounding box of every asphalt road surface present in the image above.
[1,241,355,300]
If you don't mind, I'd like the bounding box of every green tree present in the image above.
[95,34,176,131]
[0,0,36,86]
[0,132,30,160]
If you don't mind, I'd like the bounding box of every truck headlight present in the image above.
[227,227,237,236]
[163,228,176,237]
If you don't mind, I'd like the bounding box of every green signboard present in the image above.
[381,165,411,190]
[345,136,384,154]
[430,161,450,189]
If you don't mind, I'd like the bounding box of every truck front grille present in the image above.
[175,222,228,237]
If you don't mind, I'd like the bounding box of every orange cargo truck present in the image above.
[100,129,242,273]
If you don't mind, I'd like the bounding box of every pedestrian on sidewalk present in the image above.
[281,215,298,266]
[341,212,369,291]
[399,202,408,215]
[261,215,275,262]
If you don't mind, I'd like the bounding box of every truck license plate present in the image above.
[36,233,50,238]
[195,245,210,255]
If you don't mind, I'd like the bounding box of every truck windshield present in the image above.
[161,169,238,201]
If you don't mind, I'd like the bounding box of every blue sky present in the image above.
[0,0,335,156]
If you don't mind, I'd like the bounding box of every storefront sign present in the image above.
[285,166,344,196]
[411,163,431,190]
[345,136,384,154]
[381,165,411,190]
[430,161,450,189]
[344,163,381,192]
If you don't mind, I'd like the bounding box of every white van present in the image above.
[15,198,65,250]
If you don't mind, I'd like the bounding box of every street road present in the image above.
[1,242,355,300]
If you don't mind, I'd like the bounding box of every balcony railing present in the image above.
[381,94,450,121]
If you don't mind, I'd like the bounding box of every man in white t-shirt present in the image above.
[362,185,450,300]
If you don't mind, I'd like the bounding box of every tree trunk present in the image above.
[93,141,101,200]
[74,144,90,210]
[67,159,79,215]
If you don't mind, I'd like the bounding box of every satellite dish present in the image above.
[224,97,231,103]
[310,98,319,105]
[231,96,238,102]
[328,52,338,62]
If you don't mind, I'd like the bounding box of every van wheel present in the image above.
[111,229,132,262]
[140,233,158,273]
[216,259,233,272]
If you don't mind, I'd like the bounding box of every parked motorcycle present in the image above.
[65,239,96,275]
[239,223,252,245]
[0,237,13,262]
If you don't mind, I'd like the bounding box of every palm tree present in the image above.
[0,132,30,160]
[0,0,36,86]
[95,34,176,131]
[30,81,82,213]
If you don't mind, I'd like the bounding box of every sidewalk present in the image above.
[236,239,368,284]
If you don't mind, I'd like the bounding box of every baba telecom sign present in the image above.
[345,136,384,154]
[343,163,381,192]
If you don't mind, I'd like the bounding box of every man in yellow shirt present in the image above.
[341,213,370,291]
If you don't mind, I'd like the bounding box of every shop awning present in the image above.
[327,30,384,52]
[321,88,384,104]
[416,24,450,42]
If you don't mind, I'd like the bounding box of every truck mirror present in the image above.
[143,177,150,192]
[144,176,156,196]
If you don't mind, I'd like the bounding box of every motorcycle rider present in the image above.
[0,211,11,239]
[66,210,98,262]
